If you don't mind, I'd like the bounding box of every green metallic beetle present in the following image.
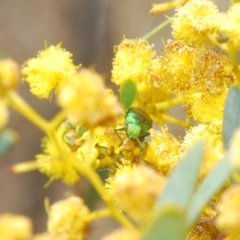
[115,107,152,151]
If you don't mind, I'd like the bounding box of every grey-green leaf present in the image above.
[186,152,235,227]
[155,141,205,210]
[0,129,18,156]
[223,85,240,149]
[142,204,187,240]
[120,79,137,110]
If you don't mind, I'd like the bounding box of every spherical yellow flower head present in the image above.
[182,122,222,150]
[101,228,139,240]
[145,128,181,175]
[187,48,232,95]
[182,46,233,124]
[148,56,172,89]
[182,123,224,178]
[172,0,222,44]
[105,165,166,224]
[187,222,218,240]
[0,59,19,96]
[200,141,224,180]
[0,213,32,239]
[158,40,201,94]
[58,68,121,128]
[186,205,217,240]
[216,185,240,238]
[0,100,9,130]
[48,196,90,240]
[112,38,155,86]
[157,39,233,124]
[152,40,204,94]
[184,90,226,124]
[220,4,240,50]
[186,207,218,240]
[229,128,240,169]
[156,40,234,97]
[21,44,78,99]
[37,124,81,185]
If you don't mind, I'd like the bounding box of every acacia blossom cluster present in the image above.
[1,0,240,239]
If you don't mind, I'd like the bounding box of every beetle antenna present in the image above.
[114,127,125,146]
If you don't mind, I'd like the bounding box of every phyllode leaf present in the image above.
[223,85,240,149]
[120,79,137,110]
[186,152,235,227]
[142,203,187,240]
[155,141,205,211]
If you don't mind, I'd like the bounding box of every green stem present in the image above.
[107,201,137,232]
[142,17,172,40]
[7,91,49,132]
[155,97,183,111]
[87,208,111,221]
[49,109,66,130]
[7,91,64,156]
[162,114,190,128]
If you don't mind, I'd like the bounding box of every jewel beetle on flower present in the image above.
[115,79,152,154]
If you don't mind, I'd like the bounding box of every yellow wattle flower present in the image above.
[0,213,32,239]
[112,38,155,86]
[58,68,121,128]
[47,196,90,240]
[216,186,240,239]
[36,124,81,185]
[105,165,166,225]
[182,123,224,179]
[145,128,181,175]
[186,206,218,240]
[21,44,79,99]
[153,40,234,96]
[152,39,234,124]
[172,0,223,44]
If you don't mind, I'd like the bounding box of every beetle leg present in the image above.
[135,138,143,161]
[136,138,148,161]
[114,127,125,146]
[135,138,143,149]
